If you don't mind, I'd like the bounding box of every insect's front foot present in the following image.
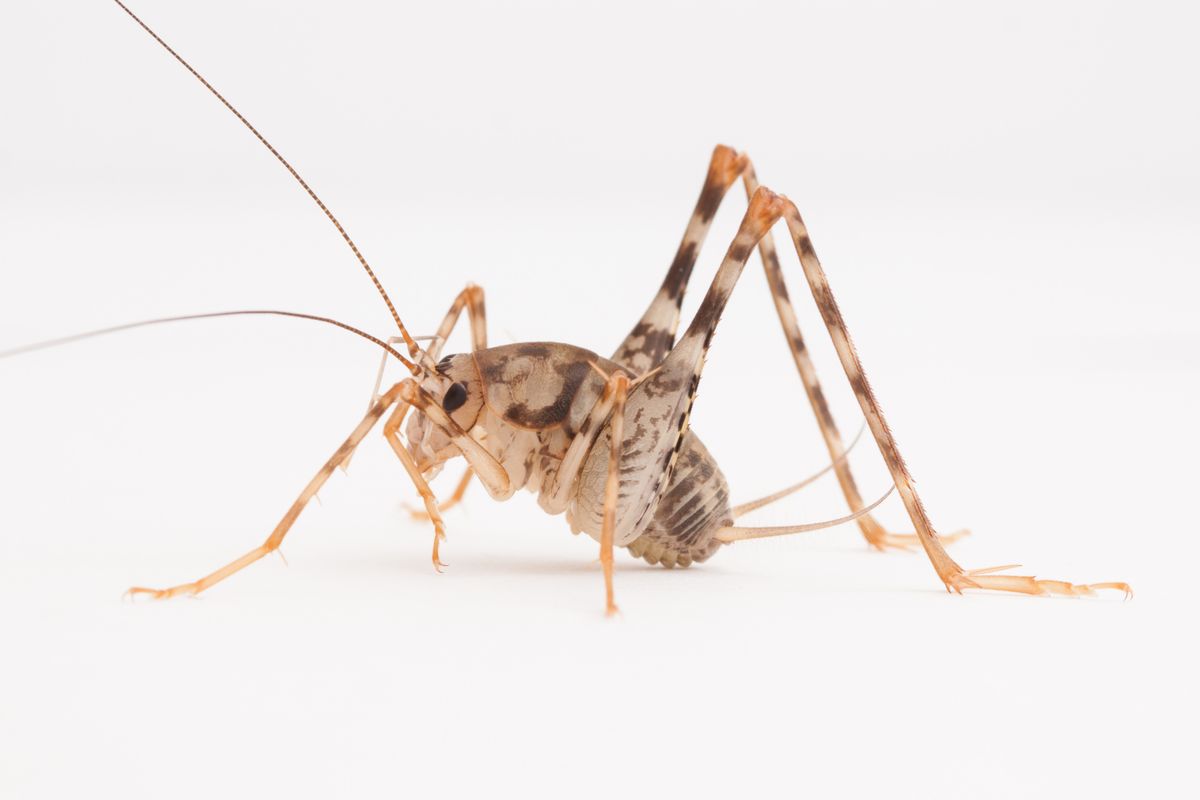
[943,564,1132,599]
[431,529,448,573]
[124,583,199,601]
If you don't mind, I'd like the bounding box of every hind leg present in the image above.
[777,195,1128,597]
[739,165,967,550]
[613,145,749,374]
[662,185,1127,599]
[616,145,963,550]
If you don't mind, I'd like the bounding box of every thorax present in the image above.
[465,342,732,567]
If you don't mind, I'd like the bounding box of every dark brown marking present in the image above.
[768,269,790,302]
[811,386,836,429]
[478,353,510,385]
[664,241,699,301]
[503,360,592,430]
[627,321,675,364]
[696,180,725,225]
[796,233,817,260]
[727,238,755,266]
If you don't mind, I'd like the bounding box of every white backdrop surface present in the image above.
[1,1,1196,798]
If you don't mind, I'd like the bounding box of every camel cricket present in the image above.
[3,1,1131,615]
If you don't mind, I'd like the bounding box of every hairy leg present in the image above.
[658,185,1127,598]
[381,381,512,569]
[738,165,967,550]
[613,145,748,375]
[389,284,489,516]
[615,145,962,550]
[407,466,474,519]
[127,382,409,599]
[777,194,1128,596]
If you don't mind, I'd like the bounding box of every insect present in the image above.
[3,1,1130,614]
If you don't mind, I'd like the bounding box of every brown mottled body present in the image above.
[28,2,1126,611]
[423,342,734,568]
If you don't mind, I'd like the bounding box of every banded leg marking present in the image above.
[127,382,408,599]
[667,184,1128,598]
[373,284,490,516]
[617,145,962,550]
[778,196,1127,596]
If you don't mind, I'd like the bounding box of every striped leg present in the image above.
[614,145,747,375]
[382,381,511,569]
[617,145,964,551]
[669,186,1128,598]
[426,283,488,360]
[776,195,1129,597]
[369,283,488,402]
[388,284,489,518]
[738,166,966,551]
[127,382,410,599]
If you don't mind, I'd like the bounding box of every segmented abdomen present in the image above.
[625,430,731,568]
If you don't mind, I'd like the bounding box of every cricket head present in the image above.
[406,352,485,477]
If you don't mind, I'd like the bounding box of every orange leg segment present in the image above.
[127,381,408,600]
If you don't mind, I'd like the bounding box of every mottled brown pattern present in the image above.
[695,181,726,225]
[624,321,676,367]
[505,361,592,429]
[664,241,699,303]
[612,145,749,376]
[105,0,1130,605]
[626,432,731,568]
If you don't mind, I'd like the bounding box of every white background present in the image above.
[1,1,1197,797]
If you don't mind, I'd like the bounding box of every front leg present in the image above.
[128,381,409,599]
[382,382,511,569]
[368,283,490,504]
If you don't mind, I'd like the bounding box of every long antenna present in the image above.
[0,310,415,368]
[110,0,420,362]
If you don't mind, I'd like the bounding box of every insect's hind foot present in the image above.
[124,582,200,601]
[861,516,970,552]
[945,564,1132,599]
[404,503,434,522]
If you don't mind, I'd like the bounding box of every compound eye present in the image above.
[442,382,468,412]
